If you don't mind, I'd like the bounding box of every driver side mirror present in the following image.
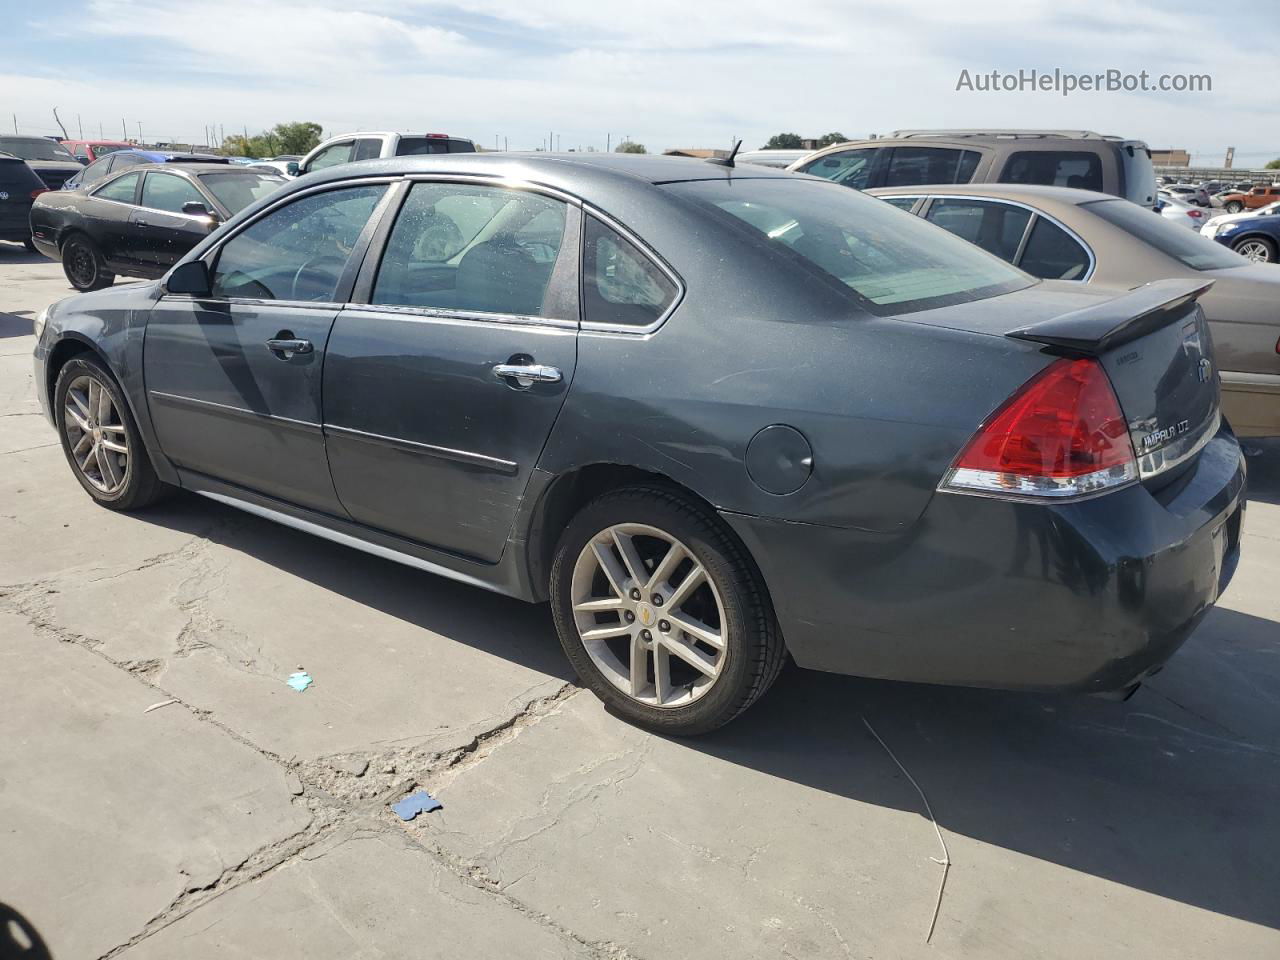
[286,161,301,177]
[165,259,211,297]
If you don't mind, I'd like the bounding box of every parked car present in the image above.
[1156,191,1207,230]
[1218,184,1280,214]
[1163,183,1211,207]
[62,150,231,191]
[1203,212,1280,264]
[735,149,812,169]
[31,154,1243,733]
[60,140,135,164]
[0,152,47,250]
[790,129,1158,207]
[0,136,84,190]
[869,182,1280,436]
[293,132,476,177]
[30,163,285,290]
[1201,200,1280,234]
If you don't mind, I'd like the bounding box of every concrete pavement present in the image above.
[1,244,1277,959]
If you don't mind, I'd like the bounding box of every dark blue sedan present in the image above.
[1206,209,1280,263]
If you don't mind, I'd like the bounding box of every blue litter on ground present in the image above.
[286,671,313,692]
[392,790,443,821]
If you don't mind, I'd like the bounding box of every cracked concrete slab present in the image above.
[0,609,310,960]
[118,828,597,960]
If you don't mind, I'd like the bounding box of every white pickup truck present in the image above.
[292,132,476,177]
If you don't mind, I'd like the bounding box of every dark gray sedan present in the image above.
[32,154,1244,733]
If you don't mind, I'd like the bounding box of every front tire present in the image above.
[1233,236,1276,263]
[53,355,169,510]
[61,234,115,291]
[550,485,785,735]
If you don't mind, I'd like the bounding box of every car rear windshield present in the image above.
[1084,198,1246,270]
[89,143,131,157]
[664,178,1032,313]
[396,137,476,155]
[0,137,76,162]
[199,172,286,213]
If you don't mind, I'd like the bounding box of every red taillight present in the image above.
[1187,209,1203,218]
[30,188,47,200]
[942,357,1137,499]
[425,133,448,139]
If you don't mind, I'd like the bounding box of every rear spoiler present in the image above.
[1006,279,1214,355]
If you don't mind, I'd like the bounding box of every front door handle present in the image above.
[266,337,313,359]
[493,362,562,388]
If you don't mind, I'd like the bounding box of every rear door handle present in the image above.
[493,362,562,387]
[266,338,313,358]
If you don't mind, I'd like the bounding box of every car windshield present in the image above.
[0,137,76,161]
[198,172,286,213]
[1084,198,1247,270]
[664,178,1032,312]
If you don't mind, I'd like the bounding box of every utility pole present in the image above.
[607,133,611,152]
[99,121,103,139]
[504,136,508,151]
[77,114,83,138]
[11,113,16,134]
[137,121,143,144]
[122,118,127,140]
[556,134,560,151]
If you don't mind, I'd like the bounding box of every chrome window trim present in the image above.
[323,423,518,475]
[341,301,578,331]
[905,192,1097,281]
[401,171,582,206]
[148,390,320,433]
[578,204,686,336]
[158,294,349,311]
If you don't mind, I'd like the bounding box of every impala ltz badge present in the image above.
[1141,419,1191,450]
[1198,357,1212,383]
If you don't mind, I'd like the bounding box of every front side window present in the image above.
[308,141,354,171]
[1000,151,1104,192]
[665,178,1031,313]
[924,198,1032,263]
[1016,218,1091,280]
[884,148,980,187]
[582,216,678,328]
[799,148,876,189]
[1084,198,1246,271]
[94,171,141,204]
[141,172,206,214]
[211,185,386,301]
[372,182,567,317]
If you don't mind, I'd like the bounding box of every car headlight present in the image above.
[33,306,48,340]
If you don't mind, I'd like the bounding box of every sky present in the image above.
[2,0,1277,166]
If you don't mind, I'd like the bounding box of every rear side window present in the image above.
[211,185,385,301]
[372,182,567,317]
[582,216,678,328]
[352,138,383,161]
[1016,218,1091,280]
[884,148,980,187]
[94,172,140,204]
[880,196,918,211]
[799,148,876,189]
[924,198,1031,263]
[1000,151,1103,192]
[141,172,205,214]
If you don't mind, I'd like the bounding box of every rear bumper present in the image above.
[722,425,1245,694]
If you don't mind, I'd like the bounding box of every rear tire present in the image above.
[1224,201,1243,214]
[1233,236,1276,263]
[550,485,785,735]
[53,355,169,510]
[61,234,114,292]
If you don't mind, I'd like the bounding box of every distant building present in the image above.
[664,148,729,159]
[1151,149,1191,167]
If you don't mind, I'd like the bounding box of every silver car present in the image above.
[870,183,1280,436]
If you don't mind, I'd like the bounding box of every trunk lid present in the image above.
[1007,279,1220,480]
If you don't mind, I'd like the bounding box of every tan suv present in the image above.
[789,129,1158,208]
[1220,184,1280,213]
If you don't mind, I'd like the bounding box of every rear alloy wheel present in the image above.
[1224,201,1243,214]
[54,355,168,510]
[61,234,114,292]
[1233,236,1276,263]
[551,486,785,734]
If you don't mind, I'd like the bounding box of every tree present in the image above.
[816,132,848,147]
[615,140,646,154]
[763,133,803,149]
[220,121,323,158]
[1267,158,1280,170]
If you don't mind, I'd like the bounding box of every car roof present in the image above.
[868,182,1116,206]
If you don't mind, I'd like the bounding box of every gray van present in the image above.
[789,130,1157,208]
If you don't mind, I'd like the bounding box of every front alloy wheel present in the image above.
[551,485,785,735]
[1234,238,1275,263]
[63,374,130,494]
